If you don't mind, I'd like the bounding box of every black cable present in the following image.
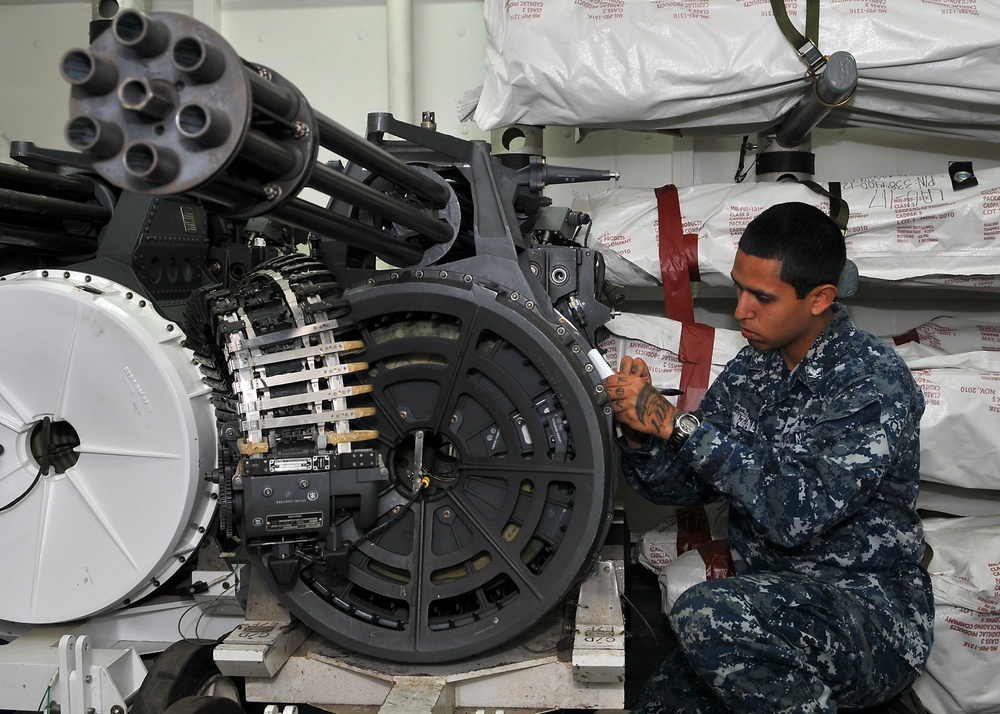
[0,464,42,513]
[0,416,49,513]
[348,477,428,550]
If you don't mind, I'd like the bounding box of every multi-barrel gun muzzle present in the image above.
[62,9,457,266]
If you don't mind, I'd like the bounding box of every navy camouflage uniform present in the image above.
[621,303,934,713]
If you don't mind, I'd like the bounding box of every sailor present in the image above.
[608,202,933,713]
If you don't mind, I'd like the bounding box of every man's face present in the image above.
[730,249,823,366]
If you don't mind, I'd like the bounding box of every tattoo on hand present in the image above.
[635,384,671,434]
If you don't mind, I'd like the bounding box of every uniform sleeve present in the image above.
[618,365,736,506]
[685,368,918,548]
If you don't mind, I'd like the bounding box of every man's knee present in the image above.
[668,579,748,654]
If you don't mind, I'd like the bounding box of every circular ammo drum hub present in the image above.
[248,273,614,662]
[0,270,217,624]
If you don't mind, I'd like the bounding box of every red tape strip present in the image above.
[697,539,735,581]
[656,185,714,411]
[675,506,712,555]
[678,322,715,412]
[654,185,696,323]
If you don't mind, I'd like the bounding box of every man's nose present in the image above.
[734,294,752,321]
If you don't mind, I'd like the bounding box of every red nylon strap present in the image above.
[675,506,712,555]
[683,232,701,283]
[697,539,736,581]
[656,185,712,410]
[678,322,715,412]
[655,184,696,323]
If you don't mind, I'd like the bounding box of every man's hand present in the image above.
[605,356,678,448]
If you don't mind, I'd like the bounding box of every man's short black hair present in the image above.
[738,202,847,299]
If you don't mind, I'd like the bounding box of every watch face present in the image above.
[676,413,700,435]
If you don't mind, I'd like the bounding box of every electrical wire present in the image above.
[0,463,42,513]
[176,546,243,644]
[36,670,57,712]
[1,441,86,513]
[36,686,50,713]
[348,476,429,550]
[0,416,84,513]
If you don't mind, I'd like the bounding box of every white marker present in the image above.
[587,348,616,380]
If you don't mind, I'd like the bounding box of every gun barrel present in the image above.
[0,163,97,201]
[0,223,99,255]
[272,198,424,266]
[63,9,456,265]
[0,188,112,224]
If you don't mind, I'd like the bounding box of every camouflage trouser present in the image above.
[631,572,919,714]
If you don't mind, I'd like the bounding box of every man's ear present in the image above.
[809,283,838,316]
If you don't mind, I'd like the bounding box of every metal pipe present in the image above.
[0,188,112,223]
[65,116,124,158]
[386,0,414,123]
[272,198,423,266]
[171,35,227,84]
[190,177,265,212]
[238,129,300,177]
[176,102,231,148]
[0,164,97,201]
[112,10,169,57]
[91,0,150,24]
[307,162,452,243]
[0,224,98,255]
[64,9,454,252]
[118,77,177,121]
[123,142,179,185]
[60,49,119,95]
[774,51,857,149]
[246,64,450,207]
[315,113,452,206]
[245,67,299,119]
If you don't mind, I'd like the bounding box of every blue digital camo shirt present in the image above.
[620,303,934,671]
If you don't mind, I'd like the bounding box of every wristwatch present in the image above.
[666,410,701,452]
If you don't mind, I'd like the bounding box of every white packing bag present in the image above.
[913,515,1000,714]
[907,358,1000,491]
[474,0,1000,142]
[636,501,730,574]
[600,311,744,410]
[886,316,1000,359]
[657,540,736,615]
[600,312,744,389]
[573,166,1000,290]
[602,311,1000,491]
[889,318,1000,492]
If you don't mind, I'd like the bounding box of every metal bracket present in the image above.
[0,629,142,713]
[213,564,309,678]
[572,560,626,684]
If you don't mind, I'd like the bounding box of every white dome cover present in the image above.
[0,270,217,624]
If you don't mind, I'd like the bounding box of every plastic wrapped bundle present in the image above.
[574,166,1000,322]
[601,312,1000,492]
[913,515,1000,714]
[474,0,1000,142]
